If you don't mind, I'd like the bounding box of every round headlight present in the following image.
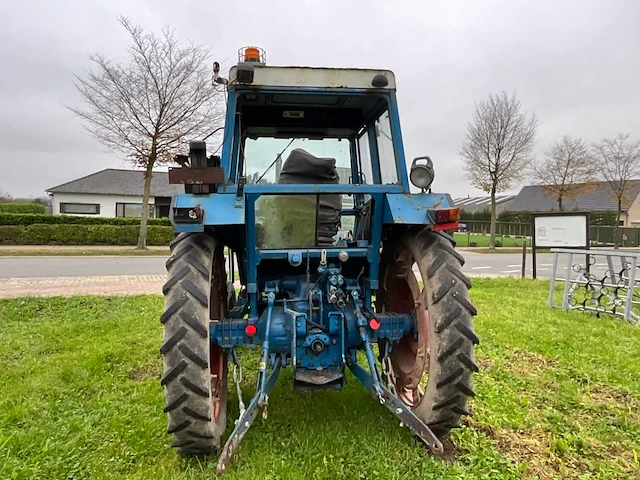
[409,156,435,190]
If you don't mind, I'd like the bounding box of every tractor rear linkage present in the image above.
[215,290,443,475]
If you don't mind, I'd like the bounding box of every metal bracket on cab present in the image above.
[235,176,246,208]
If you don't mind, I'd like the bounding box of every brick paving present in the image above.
[0,275,246,298]
[0,275,167,298]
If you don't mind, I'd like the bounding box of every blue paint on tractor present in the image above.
[384,193,453,224]
[173,194,245,227]
[165,59,460,471]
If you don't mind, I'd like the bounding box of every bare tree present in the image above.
[0,189,11,201]
[460,91,539,248]
[69,17,223,248]
[592,134,640,242]
[532,136,596,211]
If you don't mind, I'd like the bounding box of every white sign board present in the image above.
[533,214,589,248]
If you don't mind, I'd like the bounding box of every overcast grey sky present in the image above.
[1,0,639,199]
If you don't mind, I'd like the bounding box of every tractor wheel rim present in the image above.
[210,346,226,419]
[383,253,430,409]
[399,385,424,407]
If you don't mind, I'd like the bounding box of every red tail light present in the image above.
[433,208,460,224]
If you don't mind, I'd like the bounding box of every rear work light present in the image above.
[430,208,460,231]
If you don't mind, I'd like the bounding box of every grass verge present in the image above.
[454,232,530,248]
[0,280,639,479]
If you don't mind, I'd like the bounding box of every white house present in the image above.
[47,169,183,218]
[47,166,354,218]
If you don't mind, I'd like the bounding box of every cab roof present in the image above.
[229,65,396,90]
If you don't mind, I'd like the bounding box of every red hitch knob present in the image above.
[369,318,381,330]
[245,324,257,337]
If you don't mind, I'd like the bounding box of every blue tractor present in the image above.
[162,47,478,474]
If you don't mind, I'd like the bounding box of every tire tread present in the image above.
[407,229,479,438]
[161,232,224,455]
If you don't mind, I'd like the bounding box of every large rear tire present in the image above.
[161,232,228,454]
[379,229,478,437]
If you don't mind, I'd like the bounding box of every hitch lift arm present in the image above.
[348,291,444,456]
[216,292,282,475]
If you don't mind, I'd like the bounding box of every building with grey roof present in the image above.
[46,166,356,219]
[508,181,640,226]
[453,195,516,214]
[47,169,183,218]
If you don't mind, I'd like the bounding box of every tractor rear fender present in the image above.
[383,193,456,225]
[172,194,245,233]
[171,191,454,232]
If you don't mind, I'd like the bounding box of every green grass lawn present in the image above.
[1,280,639,479]
[454,233,531,248]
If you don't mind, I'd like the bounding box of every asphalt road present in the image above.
[460,250,633,279]
[0,256,167,278]
[462,251,558,277]
[0,251,610,279]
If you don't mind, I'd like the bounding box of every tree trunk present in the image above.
[558,196,563,212]
[489,186,497,249]
[614,197,622,249]
[137,160,154,250]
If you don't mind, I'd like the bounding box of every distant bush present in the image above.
[459,209,491,221]
[0,203,45,214]
[0,224,174,245]
[0,213,171,227]
[496,210,617,226]
[587,211,618,226]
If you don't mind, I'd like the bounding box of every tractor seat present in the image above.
[277,149,342,246]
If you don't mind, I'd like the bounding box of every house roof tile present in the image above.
[47,169,183,197]
[508,181,640,212]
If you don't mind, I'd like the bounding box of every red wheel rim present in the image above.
[210,345,227,420]
[381,252,430,409]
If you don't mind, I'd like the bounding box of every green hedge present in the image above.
[497,210,618,226]
[0,213,171,227]
[459,209,491,221]
[461,209,618,226]
[0,224,175,246]
[0,203,45,214]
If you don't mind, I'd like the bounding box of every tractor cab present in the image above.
[228,53,408,250]
[170,47,457,288]
[162,48,475,475]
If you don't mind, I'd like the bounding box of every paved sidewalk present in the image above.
[0,275,166,298]
[0,275,246,298]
